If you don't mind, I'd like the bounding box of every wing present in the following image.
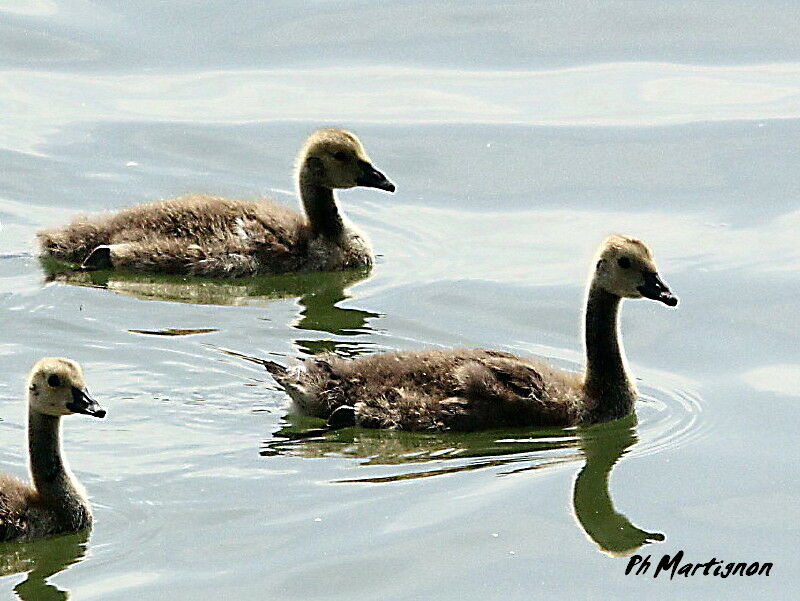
[455,355,583,427]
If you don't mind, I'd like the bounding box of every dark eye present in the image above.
[617,257,631,269]
[47,374,61,387]
[333,151,348,162]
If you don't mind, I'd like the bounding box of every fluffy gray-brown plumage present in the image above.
[265,235,678,431]
[0,358,106,542]
[37,129,395,277]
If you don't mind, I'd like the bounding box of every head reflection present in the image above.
[0,530,88,601]
[265,414,662,555]
[572,415,664,555]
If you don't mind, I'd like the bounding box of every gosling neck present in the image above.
[28,409,83,503]
[298,168,345,240]
[583,284,636,420]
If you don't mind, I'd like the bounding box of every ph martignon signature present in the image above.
[625,550,773,579]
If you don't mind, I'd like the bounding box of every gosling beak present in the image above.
[67,386,107,418]
[356,161,395,193]
[637,271,678,307]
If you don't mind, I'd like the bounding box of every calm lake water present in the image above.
[1,2,799,599]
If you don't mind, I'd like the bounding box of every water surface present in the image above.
[1,2,799,599]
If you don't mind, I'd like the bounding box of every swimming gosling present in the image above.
[38,129,395,277]
[0,358,106,542]
[265,235,678,431]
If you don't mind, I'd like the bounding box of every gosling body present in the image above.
[266,235,678,431]
[0,358,106,542]
[37,129,395,278]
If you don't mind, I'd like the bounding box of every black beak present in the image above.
[637,271,678,307]
[355,161,395,193]
[67,386,107,418]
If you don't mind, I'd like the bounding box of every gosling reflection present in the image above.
[43,261,378,353]
[0,530,88,601]
[287,269,379,356]
[42,259,368,307]
[265,415,581,476]
[265,414,662,554]
[573,415,664,555]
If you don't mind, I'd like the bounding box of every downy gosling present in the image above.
[0,358,106,542]
[265,235,678,431]
[38,129,395,277]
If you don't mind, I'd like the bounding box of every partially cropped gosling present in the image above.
[265,235,678,431]
[38,129,395,277]
[0,358,106,542]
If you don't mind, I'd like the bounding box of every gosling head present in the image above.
[298,128,395,193]
[593,235,678,307]
[27,358,106,418]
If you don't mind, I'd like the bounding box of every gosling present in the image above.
[0,358,106,542]
[265,235,678,431]
[38,129,395,277]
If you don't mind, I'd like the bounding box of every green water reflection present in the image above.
[574,416,665,555]
[265,413,662,555]
[43,260,378,354]
[0,530,88,601]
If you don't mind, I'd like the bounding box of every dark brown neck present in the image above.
[583,284,635,420]
[298,170,344,239]
[28,410,80,501]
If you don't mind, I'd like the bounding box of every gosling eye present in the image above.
[617,257,631,269]
[47,374,62,388]
[333,151,348,162]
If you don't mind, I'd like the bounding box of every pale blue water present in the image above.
[1,2,799,599]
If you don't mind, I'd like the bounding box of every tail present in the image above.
[261,359,319,411]
[37,216,113,264]
[262,359,289,380]
[262,358,300,394]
